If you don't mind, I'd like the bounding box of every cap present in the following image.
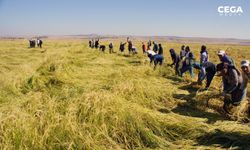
[241,60,249,67]
[217,50,225,56]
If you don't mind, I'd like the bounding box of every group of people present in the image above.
[89,38,140,54]
[29,38,43,48]
[89,39,100,49]
[119,38,138,54]
[143,41,164,69]
[88,38,249,114]
[89,39,115,54]
[169,45,250,114]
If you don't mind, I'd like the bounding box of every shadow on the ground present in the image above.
[196,129,250,150]
[117,54,133,58]
[171,103,229,124]
[128,60,142,66]
[163,74,231,123]
[178,84,200,94]
[165,76,184,83]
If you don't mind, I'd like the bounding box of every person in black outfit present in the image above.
[89,40,92,48]
[201,62,217,90]
[37,39,43,48]
[128,41,133,54]
[29,40,36,48]
[158,44,163,55]
[99,45,106,52]
[109,42,114,54]
[95,39,99,49]
[119,42,126,53]
[153,42,158,53]
[169,49,181,75]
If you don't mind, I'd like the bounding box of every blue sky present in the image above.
[0,0,249,39]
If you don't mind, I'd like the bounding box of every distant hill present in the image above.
[1,34,250,45]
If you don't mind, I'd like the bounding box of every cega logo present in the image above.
[218,6,243,16]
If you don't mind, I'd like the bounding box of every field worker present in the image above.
[153,42,158,53]
[153,54,164,69]
[216,63,244,114]
[180,52,195,78]
[158,44,163,55]
[109,42,114,54]
[240,60,250,98]
[198,45,209,85]
[128,41,133,54]
[95,39,99,49]
[169,49,181,75]
[217,50,235,66]
[200,45,209,64]
[37,39,40,47]
[37,39,43,48]
[198,61,216,90]
[180,45,186,59]
[99,45,106,52]
[147,40,152,50]
[29,40,36,48]
[91,39,95,48]
[89,40,92,48]
[119,42,126,53]
[146,50,157,64]
[132,46,138,54]
[142,42,147,54]
[184,46,191,57]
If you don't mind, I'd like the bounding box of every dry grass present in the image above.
[0,39,249,149]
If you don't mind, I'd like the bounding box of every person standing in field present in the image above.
[147,40,152,50]
[95,39,99,49]
[158,44,163,55]
[180,47,195,78]
[198,45,209,85]
[91,39,95,48]
[37,38,43,48]
[29,40,36,48]
[128,41,133,54]
[180,45,186,60]
[109,42,114,54]
[153,42,158,53]
[89,40,92,48]
[184,46,191,57]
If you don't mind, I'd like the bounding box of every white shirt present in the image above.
[147,50,156,56]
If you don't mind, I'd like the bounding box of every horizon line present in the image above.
[1,34,250,41]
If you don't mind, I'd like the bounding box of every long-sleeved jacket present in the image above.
[221,55,234,66]
[153,44,158,52]
[223,67,243,94]
[170,51,180,66]
[240,72,250,90]
[200,51,209,64]
[199,62,216,81]
[180,50,186,59]
[158,47,163,55]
